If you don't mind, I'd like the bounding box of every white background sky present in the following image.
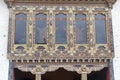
[0,0,120,80]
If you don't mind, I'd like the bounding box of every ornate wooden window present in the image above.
[35,13,47,44]
[55,13,67,44]
[75,14,87,44]
[95,13,107,44]
[15,13,27,44]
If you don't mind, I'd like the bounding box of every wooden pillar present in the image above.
[107,66,110,80]
[36,74,41,80]
[81,73,87,80]
[12,68,15,80]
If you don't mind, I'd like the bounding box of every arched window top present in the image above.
[16,13,26,17]
[75,14,86,18]
[15,13,27,21]
[36,13,46,17]
[95,13,106,18]
[56,14,66,18]
[35,14,47,22]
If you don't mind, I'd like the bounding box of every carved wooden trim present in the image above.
[7,6,114,61]
[14,64,107,75]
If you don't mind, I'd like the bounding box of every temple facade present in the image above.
[3,0,117,80]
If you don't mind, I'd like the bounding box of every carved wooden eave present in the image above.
[14,64,107,74]
[4,0,117,8]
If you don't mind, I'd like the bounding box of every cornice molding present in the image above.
[4,0,117,8]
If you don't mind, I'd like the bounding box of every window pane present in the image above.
[56,14,67,44]
[15,14,26,44]
[95,14,107,44]
[75,14,87,44]
[35,14,47,44]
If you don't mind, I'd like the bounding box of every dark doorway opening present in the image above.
[42,68,81,80]
[88,67,109,80]
[14,68,35,80]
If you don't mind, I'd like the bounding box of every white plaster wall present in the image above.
[0,0,120,80]
[0,0,9,80]
[112,0,120,80]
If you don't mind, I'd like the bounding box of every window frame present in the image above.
[12,11,29,46]
[53,11,69,50]
[15,13,27,44]
[34,11,48,44]
[93,11,109,49]
[33,11,49,50]
[74,12,88,44]
[53,11,69,44]
[73,11,89,49]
